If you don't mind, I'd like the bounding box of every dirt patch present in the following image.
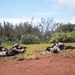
[0,54,75,75]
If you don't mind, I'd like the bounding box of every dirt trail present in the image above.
[0,54,75,75]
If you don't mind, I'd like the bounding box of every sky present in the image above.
[0,0,75,25]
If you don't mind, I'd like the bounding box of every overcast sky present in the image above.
[0,0,75,24]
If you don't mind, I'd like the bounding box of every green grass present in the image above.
[4,43,75,60]
[23,44,51,59]
[4,44,51,60]
[64,42,75,46]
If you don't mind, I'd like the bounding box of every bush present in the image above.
[50,31,75,43]
[0,36,8,45]
[20,34,40,44]
[0,38,3,45]
[50,32,66,43]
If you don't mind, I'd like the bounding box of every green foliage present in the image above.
[2,41,20,46]
[0,19,75,44]
[20,34,40,44]
[50,32,65,43]
[56,24,75,32]
[50,31,75,43]
[0,38,3,45]
[0,36,8,45]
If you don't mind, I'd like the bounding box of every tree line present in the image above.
[0,18,75,45]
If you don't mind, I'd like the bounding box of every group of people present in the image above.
[45,42,65,53]
[45,42,75,53]
[0,44,27,57]
[0,42,75,57]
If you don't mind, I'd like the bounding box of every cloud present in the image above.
[35,12,54,16]
[0,18,41,25]
[45,0,75,7]
[57,0,75,7]
[68,17,75,24]
[54,15,75,24]
[55,19,64,23]
[0,17,75,25]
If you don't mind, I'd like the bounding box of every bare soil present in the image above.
[0,54,75,75]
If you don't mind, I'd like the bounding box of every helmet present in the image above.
[14,44,19,47]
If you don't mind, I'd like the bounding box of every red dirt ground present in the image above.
[0,54,75,75]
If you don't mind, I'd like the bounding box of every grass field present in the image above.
[3,43,75,60]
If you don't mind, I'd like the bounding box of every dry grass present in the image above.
[5,43,75,60]
[17,44,51,60]
[61,49,75,58]
[24,43,75,59]
[24,44,51,59]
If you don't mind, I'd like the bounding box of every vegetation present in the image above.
[0,18,75,45]
[17,43,75,59]
[56,23,75,32]
[50,31,75,43]
[61,50,75,58]
[16,55,25,61]
[0,17,75,60]
[4,43,75,60]
[20,34,40,44]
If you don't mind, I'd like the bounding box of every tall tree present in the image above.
[56,23,75,32]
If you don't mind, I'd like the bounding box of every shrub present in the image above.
[50,32,66,43]
[0,38,3,45]
[0,36,8,45]
[50,31,75,43]
[20,34,40,44]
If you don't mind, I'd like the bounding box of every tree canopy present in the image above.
[0,18,75,44]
